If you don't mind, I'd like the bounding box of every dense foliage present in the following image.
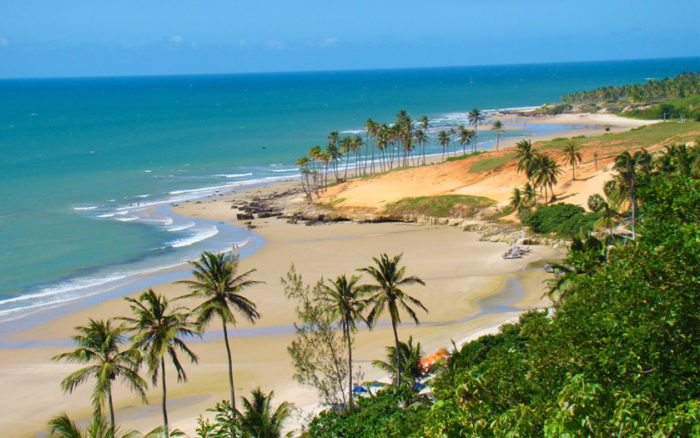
[520,202,596,237]
[305,169,700,437]
[622,95,700,121]
[561,71,700,104]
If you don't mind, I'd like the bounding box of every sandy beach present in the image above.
[0,112,651,437]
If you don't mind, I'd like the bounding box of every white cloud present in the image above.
[169,35,184,44]
[0,37,9,48]
[265,40,286,50]
[320,37,338,47]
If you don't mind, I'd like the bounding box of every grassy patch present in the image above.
[384,194,495,218]
[469,152,516,173]
[446,151,484,162]
[322,197,346,209]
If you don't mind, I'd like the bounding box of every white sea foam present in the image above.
[96,213,115,218]
[135,194,150,198]
[215,173,253,178]
[115,216,139,222]
[166,221,196,232]
[168,184,233,195]
[0,273,129,307]
[340,129,365,134]
[270,168,299,173]
[73,206,98,211]
[142,217,174,226]
[168,226,219,248]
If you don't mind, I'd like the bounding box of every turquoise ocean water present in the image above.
[1,57,698,324]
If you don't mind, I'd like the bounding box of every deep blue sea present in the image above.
[1,57,698,322]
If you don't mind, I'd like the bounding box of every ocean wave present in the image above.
[340,129,365,134]
[96,213,115,218]
[166,221,196,232]
[141,217,174,226]
[215,173,253,178]
[168,226,219,248]
[168,184,233,195]
[0,262,187,320]
[135,194,150,198]
[270,168,299,173]
[73,206,98,211]
[115,216,139,222]
[0,273,129,308]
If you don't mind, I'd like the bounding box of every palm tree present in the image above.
[613,150,650,239]
[491,120,504,151]
[340,136,353,180]
[326,142,341,183]
[522,182,537,208]
[437,130,450,161]
[359,253,426,386]
[52,319,146,433]
[121,289,198,438]
[509,187,523,213]
[47,414,144,438]
[308,145,323,194]
[351,135,364,177]
[457,125,473,155]
[237,388,293,438]
[514,139,535,180]
[365,119,378,175]
[468,108,485,152]
[419,115,430,164]
[372,336,424,389]
[47,414,171,438]
[532,153,562,205]
[295,156,312,200]
[562,140,582,180]
[414,129,427,166]
[178,251,262,415]
[588,193,618,239]
[322,274,367,410]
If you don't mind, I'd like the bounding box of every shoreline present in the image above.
[0,109,627,330]
[0,111,650,437]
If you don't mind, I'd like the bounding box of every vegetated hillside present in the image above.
[304,159,700,437]
[534,72,700,117]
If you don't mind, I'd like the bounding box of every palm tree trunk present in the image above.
[108,388,115,437]
[391,317,402,386]
[161,358,169,438]
[345,322,353,411]
[222,319,237,415]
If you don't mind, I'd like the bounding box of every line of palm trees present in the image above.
[52,251,277,438]
[296,108,504,198]
[51,251,427,436]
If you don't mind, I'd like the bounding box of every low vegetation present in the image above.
[622,95,700,121]
[520,203,596,237]
[383,194,495,218]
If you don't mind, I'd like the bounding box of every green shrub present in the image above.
[521,203,595,236]
[304,386,428,438]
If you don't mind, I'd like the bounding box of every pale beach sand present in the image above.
[0,113,649,437]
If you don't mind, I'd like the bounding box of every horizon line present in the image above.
[1,55,699,82]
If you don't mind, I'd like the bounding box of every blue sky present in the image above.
[1,0,698,78]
